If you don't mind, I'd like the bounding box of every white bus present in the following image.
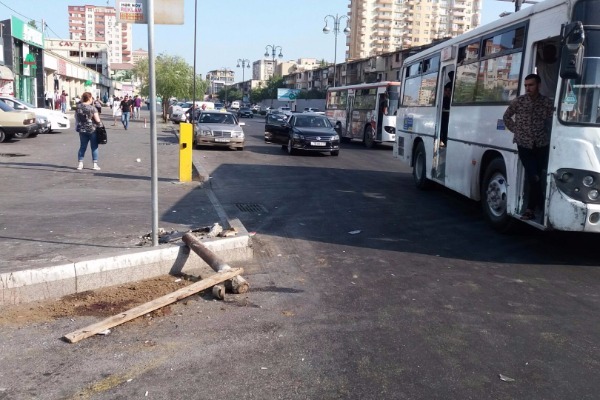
[394,0,600,232]
[326,81,400,148]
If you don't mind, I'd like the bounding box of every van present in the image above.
[230,101,240,110]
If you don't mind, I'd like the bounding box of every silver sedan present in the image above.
[193,111,245,151]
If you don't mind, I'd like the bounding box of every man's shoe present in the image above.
[92,163,101,171]
[77,161,83,170]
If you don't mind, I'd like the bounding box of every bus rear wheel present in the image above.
[481,158,514,232]
[363,125,375,148]
[413,141,430,189]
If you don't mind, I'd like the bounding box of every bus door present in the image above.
[432,66,455,181]
[376,91,388,141]
[345,92,355,138]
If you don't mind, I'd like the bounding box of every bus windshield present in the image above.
[559,29,600,125]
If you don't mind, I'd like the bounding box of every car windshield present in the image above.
[198,113,236,125]
[294,116,331,128]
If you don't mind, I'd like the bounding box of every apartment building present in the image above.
[347,0,481,59]
[206,69,235,96]
[68,5,133,65]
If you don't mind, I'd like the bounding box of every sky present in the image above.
[1,0,523,78]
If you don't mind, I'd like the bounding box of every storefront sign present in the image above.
[11,16,44,49]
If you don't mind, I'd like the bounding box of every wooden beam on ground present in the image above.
[182,232,249,294]
[63,268,243,344]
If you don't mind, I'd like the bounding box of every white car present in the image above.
[303,107,325,115]
[0,96,70,132]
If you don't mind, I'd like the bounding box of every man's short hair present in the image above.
[525,73,541,84]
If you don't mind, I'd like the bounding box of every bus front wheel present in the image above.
[363,126,375,148]
[481,158,514,232]
[413,141,430,189]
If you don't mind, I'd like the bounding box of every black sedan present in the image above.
[237,107,254,118]
[265,113,340,156]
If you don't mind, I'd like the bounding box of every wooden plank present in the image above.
[63,268,243,343]
[183,232,250,293]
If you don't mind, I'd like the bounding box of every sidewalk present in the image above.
[0,108,252,304]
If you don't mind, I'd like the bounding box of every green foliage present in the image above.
[217,87,242,103]
[27,20,38,30]
[248,76,285,103]
[133,54,208,120]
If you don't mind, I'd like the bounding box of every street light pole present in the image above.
[264,45,283,107]
[236,58,250,102]
[322,13,350,88]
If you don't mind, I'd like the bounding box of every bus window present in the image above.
[420,73,438,106]
[458,41,480,64]
[354,89,377,110]
[482,27,525,56]
[403,76,422,106]
[454,63,479,103]
[475,52,522,102]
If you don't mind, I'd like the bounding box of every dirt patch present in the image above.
[0,275,197,327]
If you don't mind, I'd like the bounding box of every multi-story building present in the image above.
[206,69,235,96]
[68,5,133,65]
[253,59,278,81]
[347,0,481,60]
[132,48,148,65]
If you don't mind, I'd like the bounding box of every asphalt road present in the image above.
[1,114,599,399]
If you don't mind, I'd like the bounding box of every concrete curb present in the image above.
[0,145,252,305]
[1,228,252,306]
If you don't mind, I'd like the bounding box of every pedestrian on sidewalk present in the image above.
[112,96,122,126]
[133,95,142,119]
[75,91,103,171]
[93,97,102,114]
[120,95,133,130]
[60,90,68,113]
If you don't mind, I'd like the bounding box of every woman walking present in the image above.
[112,96,122,126]
[75,92,103,171]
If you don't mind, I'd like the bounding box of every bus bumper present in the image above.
[547,177,600,232]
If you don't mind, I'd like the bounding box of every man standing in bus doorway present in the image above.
[503,73,554,221]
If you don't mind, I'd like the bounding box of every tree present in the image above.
[217,87,242,104]
[133,54,208,121]
[27,20,38,30]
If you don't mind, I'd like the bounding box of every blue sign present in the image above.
[277,88,301,100]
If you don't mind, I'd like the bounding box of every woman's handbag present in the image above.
[96,125,108,144]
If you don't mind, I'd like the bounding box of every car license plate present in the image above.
[310,141,326,146]
[215,138,230,143]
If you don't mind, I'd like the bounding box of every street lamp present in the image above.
[264,45,283,107]
[264,45,283,79]
[236,58,250,102]
[322,13,350,88]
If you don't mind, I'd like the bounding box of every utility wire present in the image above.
[0,0,67,40]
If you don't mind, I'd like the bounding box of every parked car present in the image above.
[214,102,224,110]
[0,101,37,142]
[171,101,215,123]
[230,101,240,111]
[303,107,325,115]
[277,106,293,118]
[194,110,245,150]
[265,112,340,156]
[0,95,70,132]
[237,107,254,118]
[251,105,261,112]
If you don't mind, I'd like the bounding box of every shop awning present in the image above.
[0,65,14,81]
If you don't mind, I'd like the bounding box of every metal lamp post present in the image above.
[322,14,350,88]
[264,45,283,106]
[236,58,250,102]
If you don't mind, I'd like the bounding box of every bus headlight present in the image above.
[555,168,600,204]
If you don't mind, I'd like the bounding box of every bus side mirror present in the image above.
[560,21,585,79]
